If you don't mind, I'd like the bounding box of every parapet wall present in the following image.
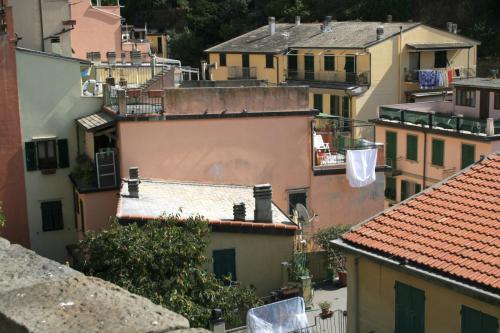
[0,237,206,333]
[163,86,309,115]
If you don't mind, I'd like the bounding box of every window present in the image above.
[434,50,447,68]
[494,92,500,110]
[409,52,420,72]
[401,180,422,201]
[288,190,307,214]
[431,139,444,166]
[385,176,396,201]
[219,53,226,67]
[456,88,476,107]
[213,249,236,281]
[330,95,339,116]
[461,305,498,333]
[324,55,335,71]
[385,131,397,168]
[265,54,274,68]
[25,138,69,171]
[406,134,418,161]
[342,96,350,118]
[395,281,425,333]
[461,144,476,169]
[41,201,63,232]
[314,94,323,112]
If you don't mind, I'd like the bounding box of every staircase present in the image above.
[139,67,169,90]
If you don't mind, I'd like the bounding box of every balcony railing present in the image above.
[379,106,500,135]
[404,67,477,83]
[104,85,164,116]
[228,66,257,80]
[313,116,385,171]
[285,70,370,85]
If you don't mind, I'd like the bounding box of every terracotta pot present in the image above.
[127,89,141,97]
[338,271,347,287]
[148,90,163,98]
[320,309,333,319]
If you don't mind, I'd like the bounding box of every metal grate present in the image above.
[96,150,117,188]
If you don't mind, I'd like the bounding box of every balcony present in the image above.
[104,86,164,116]
[286,70,370,85]
[404,67,476,83]
[312,116,385,173]
[228,66,257,80]
[70,151,119,193]
[378,104,500,136]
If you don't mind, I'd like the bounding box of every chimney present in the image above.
[452,23,458,34]
[268,17,276,35]
[128,167,139,198]
[376,25,384,40]
[295,16,301,26]
[233,203,246,221]
[446,22,453,33]
[322,16,333,32]
[253,184,272,222]
[386,14,392,23]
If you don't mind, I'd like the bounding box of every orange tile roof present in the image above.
[343,153,500,291]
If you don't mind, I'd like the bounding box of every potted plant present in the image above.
[318,301,333,319]
[127,88,141,98]
[288,252,313,307]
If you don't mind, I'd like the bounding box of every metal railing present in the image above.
[379,106,500,135]
[285,70,370,85]
[103,85,164,116]
[405,66,477,83]
[228,66,257,79]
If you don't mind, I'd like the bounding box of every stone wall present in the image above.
[0,237,208,333]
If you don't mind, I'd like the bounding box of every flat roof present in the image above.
[116,180,298,231]
[453,77,500,90]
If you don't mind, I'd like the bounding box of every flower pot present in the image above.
[148,90,163,98]
[127,89,141,97]
[337,271,347,287]
[320,309,333,319]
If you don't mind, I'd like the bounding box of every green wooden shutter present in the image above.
[342,96,350,118]
[330,95,339,116]
[213,249,236,281]
[385,176,396,200]
[57,139,69,168]
[324,56,335,71]
[406,135,418,161]
[415,183,422,194]
[314,94,323,112]
[481,311,499,333]
[395,281,425,333]
[385,131,397,168]
[431,139,444,166]
[41,201,63,232]
[461,144,475,169]
[401,180,409,201]
[25,142,38,171]
[461,306,499,333]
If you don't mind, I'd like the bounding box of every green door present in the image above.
[395,281,425,333]
[386,131,397,168]
[304,55,314,80]
[213,249,236,281]
[461,306,499,333]
[461,144,475,169]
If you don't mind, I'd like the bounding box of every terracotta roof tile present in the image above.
[344,153,500,291]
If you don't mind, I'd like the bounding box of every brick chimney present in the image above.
[254,184,273,222]
[128,167,139,198]
[268,17,276,35]
[233,203,246,221]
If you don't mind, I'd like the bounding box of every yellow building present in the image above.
[334,153,500,333]
[374,77,500,204]
[205,16,479,121]
[146,33,168,58]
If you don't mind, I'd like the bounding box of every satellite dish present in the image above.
[295,204,315,228]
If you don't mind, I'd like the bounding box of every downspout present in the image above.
[422,130,427,188]
[275,54,279,84]
[354,256,360,333]
[398,26,402,103]
[38,0,45,51]
[467,48,470,78]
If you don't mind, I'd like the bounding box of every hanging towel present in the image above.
[346,148,377,188]
[447,69,453,84]
[418,70,438,89]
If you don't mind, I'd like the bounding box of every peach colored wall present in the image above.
[70,1,122,59]
[0,4,31,247]
[122,42,150,54]
[77,189,118,235]
[489,91,500,119]
[118,116,385,231]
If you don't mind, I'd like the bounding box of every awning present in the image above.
[77,111,116,132]
[407,42,473,51]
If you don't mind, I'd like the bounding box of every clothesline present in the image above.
[418,69,453,89]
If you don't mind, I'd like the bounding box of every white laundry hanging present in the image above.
[346,148,377,188]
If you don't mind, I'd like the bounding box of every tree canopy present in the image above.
[77,216,261,328]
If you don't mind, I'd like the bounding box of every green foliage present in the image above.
[77,216,261,328]
[0,202,5,228]
[313,225,351,272]
[72,154,95,187]
[318,300,331,311]
[288,251,309,281]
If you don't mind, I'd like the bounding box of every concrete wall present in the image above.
[162,86,309,115]
[209,53,285,83]
[76,189,118,236]
[11,0,72,57]
[0,4,31,248]
[17,49,102,261]
[70,1,122,59]
[204,232,294,296]
[346,254,500,333]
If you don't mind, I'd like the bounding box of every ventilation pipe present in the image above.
[452,23,458,34]
[376,25,384,40]
[128,167,139,198]
[446,22,453,33]
[295,16,301,26]
[269,17,276,35]
[386,14,392,23]
[253,184,273,222]
[322,16,333,32]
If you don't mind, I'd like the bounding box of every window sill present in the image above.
[40,168,57,175]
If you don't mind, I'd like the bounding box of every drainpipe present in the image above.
[467,48,470,78]
[354,256,360,333]
[38,0,45,51]
[275,54,279,84]
[398,26,403,103]
[422,131,427,188]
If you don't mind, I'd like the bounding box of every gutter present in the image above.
[331,239,500,306]
[38,0,45,51]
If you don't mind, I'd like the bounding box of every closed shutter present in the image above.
[265,54,274,68]
[342,96,350,118]
[461,144,475,169]
[314,94,323,112]
[395,281,425,333]
[330,95,339,116]
[385,176,396,200]
[57,139,69,168]
[401,180,409,201]
[406,135,418,161]
[25,142,38,171]
[213,249,236,281]
[385,131,397,168]
[324,56,335,71]
[461,305,499,333]
[431,139,444,166]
